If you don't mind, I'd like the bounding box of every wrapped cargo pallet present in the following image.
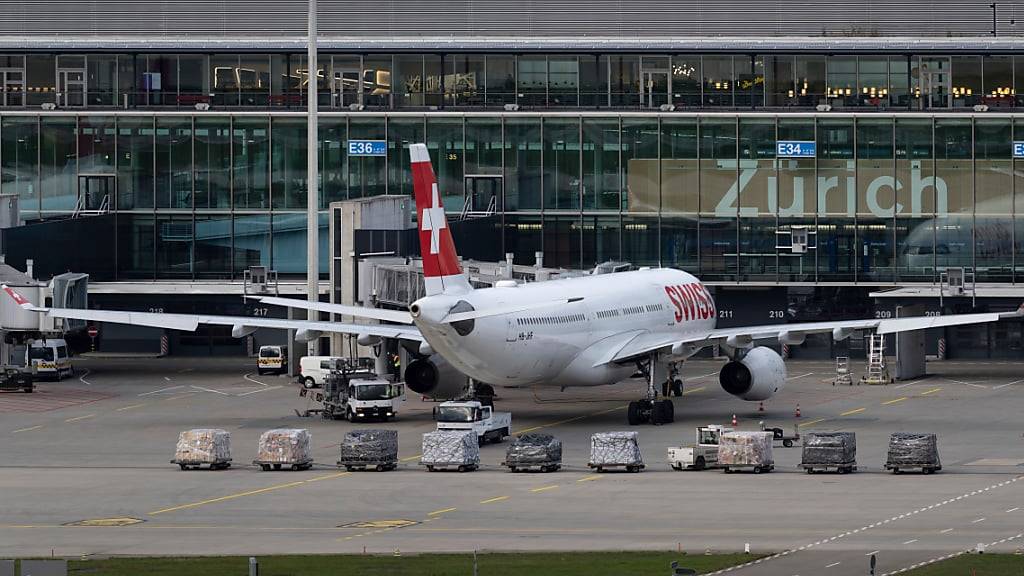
[254,428,312,470]
[719,431,774,473]
[172,428,232,470]
[885,432,941,474]
[338,429,399,471]
[421,430,480,472]
[504,433,562,472]
[800,432,857,473]
[588,431,643,472]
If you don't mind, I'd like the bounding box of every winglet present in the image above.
[2,284,36,310]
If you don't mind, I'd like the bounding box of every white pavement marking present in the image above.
[787,372,814,381]
[940,528,954,533]
[138,385,184,397]
[992,378,1024,389]
[882,532,1024,576]
[163,376,172,381]
[1006,507,1019,513]
[894,382,912,388]
[825,562,841,568]
[77,368,92,386]
[902,539,917,545]
[972,517,986,523]
[967,383,989,389]
[244,373,270,387]
[865,550,879,556]
[178,368,195,373]
[236,385,283,397]
[190,385,230,396]
[704,475,1024,576]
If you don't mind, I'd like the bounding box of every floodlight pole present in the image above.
[306,0,319,355]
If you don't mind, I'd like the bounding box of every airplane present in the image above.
[5,142,1023,425]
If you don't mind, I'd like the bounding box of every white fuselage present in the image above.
[412,268,717,387]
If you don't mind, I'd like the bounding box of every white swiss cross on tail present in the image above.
[421,182,446,255]
[409,143,472,296]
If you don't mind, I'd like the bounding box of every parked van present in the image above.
[299,356,345,389]
[256,345,288,375]
[26,338,73,381]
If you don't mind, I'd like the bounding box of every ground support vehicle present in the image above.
[256,345,288,375]
[0,367,33,393]
[434,401,510,444]
[299,359,403,421]
[667,425,732,471]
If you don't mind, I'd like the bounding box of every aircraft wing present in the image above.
[607,307,1024,364]
[2,285,424,341]
[250,295,414,324]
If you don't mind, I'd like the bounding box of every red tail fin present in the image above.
[410,143,471,296]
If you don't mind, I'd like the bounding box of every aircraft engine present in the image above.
[719,346,786,401]
[404,355,469,399]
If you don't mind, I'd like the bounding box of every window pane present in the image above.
[661,118,698,213]
[702,56,733,107]
[117,214,155,279]
[211,54,240,106]
[41,117,76,212]
[766,55,794,107]
[117,117,155,210]
[857,56,889,108]
[465,118,502,176]
[543,118,580,210]
[672,56,701,107]
[983,56,1014,107]
[699,117,736,216]
[87,55,117,106]
[363,56,391,108]
[952,56,982,107]
[1,117,39,217]
[272,213,326,275]
[394,55,423,108]
[321,117,347,206]
[485,55,515,106]
[817,118,854,217]
[582,118,620,211]
[609,56,639,107]
[233,214,271,275]
[579,55,602,107]
[777,119,815,217]
[348,117,385,198]
[446,55,484,106]
[427,117,464,209]
[240,54,271,106]
[179,55,208,96]
[156,215,193,278]
[623,118,658,213]
[79,116,115,174]
[194,117,231,209]
[504,117,541,210]
[233,116,269,209]
[517,56,546,106]
[795,56,826,106]
[388,116,425,198]
[26,55,55,106]
[195,215,232,278]
[548,56,579,106]
[155,117,193,209]
[271,117,307,209]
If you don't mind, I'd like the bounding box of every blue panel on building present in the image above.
[348,140,387,156]
[1013,142,1024,158]
[776,141,816,158]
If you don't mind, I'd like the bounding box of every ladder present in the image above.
[861,334,891,385]
[832,356,853,386]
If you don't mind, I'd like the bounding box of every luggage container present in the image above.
[588,431,644,473]
[718,431,774,474]
[502,433,562,472]
[800,432,857,474]
[337,429,398,471]
[420,430,480,472]
[171,428,232,470]
[253,428,313,471]
[885,432,941,474]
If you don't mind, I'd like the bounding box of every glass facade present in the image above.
[5,52,1024,112]
[4,111,1024,283]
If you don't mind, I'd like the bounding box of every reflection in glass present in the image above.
[582,118,620,210]
[155,117,192,209]
[233,116,270,209]
[543,118,580,210]
[41,117,76,212]
[348,117,385,198]
[195,215,232,278]
[1,117,39,217]
[504,117,541,210]
[427,117,465,209]
[117,117,155,210]
[233,214,271,274]
[660,118,698,213]
[156,214,193,278]
[271,117,307,209]
[117,214,155,279]
[194,117,231,209]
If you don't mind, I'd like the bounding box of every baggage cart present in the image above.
[337,429,399,472]
[503,433,562,472]
[719,431,774,474]
[171,428,232,470]
[885,432,941,474]
[800,432,857,474]
[421,430,480,472]
[588,431,644,473]
[254,428,313,471]
[760,422,801,448]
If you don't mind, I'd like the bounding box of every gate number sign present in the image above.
[1013,142,1024,158]
[348,140,387,156]
[776,141,816,158]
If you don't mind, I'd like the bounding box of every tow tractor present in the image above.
[299,358,404,421]
[434,400,511,445]
[0,366,33,393]
[667,424,733,470]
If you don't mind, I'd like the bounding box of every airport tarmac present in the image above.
[0,356,1022,575]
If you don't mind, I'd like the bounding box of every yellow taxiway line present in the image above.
[479,496,510,504]
[882,397,908,406]
[840,407,866,416]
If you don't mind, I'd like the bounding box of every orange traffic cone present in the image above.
[795,404,802,418]
[731,414,738,427]
[758,401,764,412]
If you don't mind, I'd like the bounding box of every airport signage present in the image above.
[1013,141,1024,158]
[776,141,816,158]
[348,140,387,156]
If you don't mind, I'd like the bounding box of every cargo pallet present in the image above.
[503,460,562,473]
[253,458,313,471]
[589,462,644,473]
[722,464,774,474]
[801,462,856,474]
[171,459,232,471]
[422,462,479,472]
[337,460,397,472]
[885,462,941,474]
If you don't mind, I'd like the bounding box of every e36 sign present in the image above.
[348,140,387,156]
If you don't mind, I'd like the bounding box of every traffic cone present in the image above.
[758,401,764,412]
[731,414,738,427]
[795,404,802,418]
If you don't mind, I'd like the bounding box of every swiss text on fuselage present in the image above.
[664,283,715,323]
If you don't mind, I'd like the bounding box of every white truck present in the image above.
[434,401,511,445]
[309,360,404,421]
[667,425,733,471]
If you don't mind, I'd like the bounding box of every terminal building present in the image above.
[1,1,1024,358]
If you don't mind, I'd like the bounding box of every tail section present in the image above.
[410,143,472,296]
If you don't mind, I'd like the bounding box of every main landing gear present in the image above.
[627,354,676,426]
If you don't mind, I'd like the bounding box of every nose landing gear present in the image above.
[628,353,676,425]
